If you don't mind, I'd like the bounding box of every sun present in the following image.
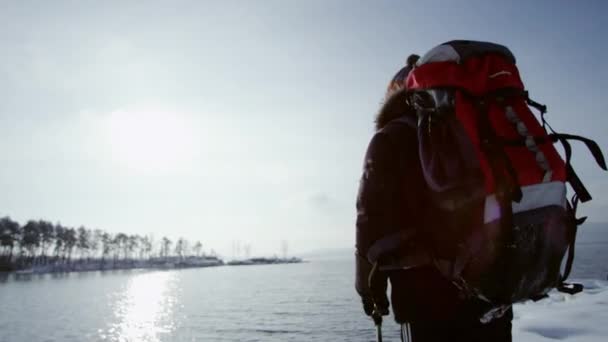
[105,108,195,173]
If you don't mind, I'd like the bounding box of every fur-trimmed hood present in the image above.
[375,88,414,131]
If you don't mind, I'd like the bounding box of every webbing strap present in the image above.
[528,99,607,203]
[519,94,601,295]
[526,96,547,114]
[552,133,607,171]
[504,106,553,182]
[553,133,607,203]
[476,101,522,203]
[524,92,548,130]
[561,199,579,283]
[496,132,606,203]
[558,194,586,295]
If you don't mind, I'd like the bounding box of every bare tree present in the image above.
[63,228,77,264]
[76,226,91,262]
[21,220,40,264]
[137,235,147,260]
[142,235,153,259]
[127,235,139,261]
[90,229,103,259]
[0,217,20,262]
[161,237,172,259]
[53,223,65,261]
[182,239,190,258]
[101,232,112,267]
[113,233,128,261]
[193,241,203,257]
[2,214,225,271]
[38,220,54,264]
[175,238,185,260]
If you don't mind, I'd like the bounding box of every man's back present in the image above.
[355,89,513,341]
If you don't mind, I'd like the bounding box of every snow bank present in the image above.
[514,280,608,342]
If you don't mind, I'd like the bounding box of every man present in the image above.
[354,56,513,341]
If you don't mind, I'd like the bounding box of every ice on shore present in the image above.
[514,280,608,342]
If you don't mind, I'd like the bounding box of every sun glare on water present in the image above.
[100,272,181,342]
[105,109,196,173]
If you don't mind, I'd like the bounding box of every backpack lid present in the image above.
[418,40,516,66]
[407,41,523,94]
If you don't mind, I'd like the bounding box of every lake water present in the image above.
[1,224,606,342]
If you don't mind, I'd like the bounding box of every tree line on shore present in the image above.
[0,216,212,271]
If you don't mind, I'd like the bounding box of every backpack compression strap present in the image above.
[526,100,605,294]
[496,132,607,202]
[481,92,606,295]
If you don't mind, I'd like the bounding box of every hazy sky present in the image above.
[1,0,607,257]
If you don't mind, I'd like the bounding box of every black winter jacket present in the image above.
[355,106,512,324]
[356,116,427,257]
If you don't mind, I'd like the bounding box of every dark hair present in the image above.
[375,88,413,130]
[406,54,420,67]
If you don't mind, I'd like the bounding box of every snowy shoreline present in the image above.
[1,256,224,275]
[0,256,305,276]
[513,279,608,342]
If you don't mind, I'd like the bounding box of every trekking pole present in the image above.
[372,307,383,342]
[368,261,383,342]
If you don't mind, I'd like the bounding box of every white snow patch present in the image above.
[514,280,608,342]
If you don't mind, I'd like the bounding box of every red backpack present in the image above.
[403,41,606,311]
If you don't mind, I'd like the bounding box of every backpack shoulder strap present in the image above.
[378,115,418,172]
